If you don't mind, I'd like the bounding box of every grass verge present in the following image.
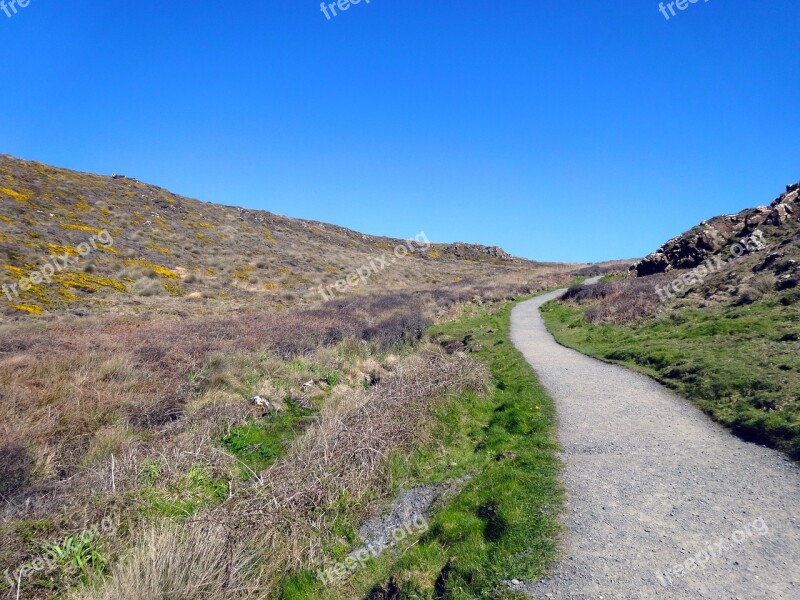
[541,299,800,459]
[284,298,564,599]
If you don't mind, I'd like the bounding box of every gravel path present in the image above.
[509,288,800,599]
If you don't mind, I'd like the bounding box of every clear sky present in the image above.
[1,1,799,262]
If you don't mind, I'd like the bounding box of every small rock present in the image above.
[251,396,270,407]
[251,396,282,412]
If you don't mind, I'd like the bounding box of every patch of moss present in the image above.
[221,405,316,476]
[137,465,228,519]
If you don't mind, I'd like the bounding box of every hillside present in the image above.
[631,181,800,304]
[0,155,590,599]
[542,179,800,460]
[0,155,574,319]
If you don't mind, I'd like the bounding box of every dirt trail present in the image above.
[509,288,800,599]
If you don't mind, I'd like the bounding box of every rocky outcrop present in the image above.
[632,215,743,276]
[767,183,798,225]
[632,182,799,276]
[443,242,514,262]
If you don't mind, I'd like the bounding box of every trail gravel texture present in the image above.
[509,288,800,600]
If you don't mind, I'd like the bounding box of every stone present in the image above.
[251,396,269,407]
[777,275,799,291]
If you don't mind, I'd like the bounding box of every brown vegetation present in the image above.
[0,154,580,598]
[87,352,489,600]
[561,275,668,324]
[0,154,577,320]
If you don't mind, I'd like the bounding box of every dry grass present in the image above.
[80,521,262,600]
[0,278,568,506]
[0,279,565,598]
[84,352,489,600]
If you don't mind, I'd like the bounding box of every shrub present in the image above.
[362,314,430,350]
[562,281,613,303]
[735,274,776,306]
[563,276,666,325]
[736,288,761,306]
[125,395,185,429]
[133,277,166,297]
[751,273,777,294]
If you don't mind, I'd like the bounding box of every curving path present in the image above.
[509,288,800,600]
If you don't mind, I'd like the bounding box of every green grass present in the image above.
[44,530,109,586]
[279,298,564,599]
[1,521,112,597]
[137,465,229,519]
[222,402,317,476]
[541,299,800,459]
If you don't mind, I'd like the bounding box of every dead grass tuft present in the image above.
[86,521,262,600]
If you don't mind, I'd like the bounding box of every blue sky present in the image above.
[1,0,799,262]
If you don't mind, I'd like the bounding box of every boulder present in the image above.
[777,275,800,291]
[766,182,800,225]
[767,202,794,226]
[756,251,784,272]
[745,206,771,228]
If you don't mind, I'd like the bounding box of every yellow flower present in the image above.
[10,303,42,316]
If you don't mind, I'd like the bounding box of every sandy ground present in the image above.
[509,288,800,599]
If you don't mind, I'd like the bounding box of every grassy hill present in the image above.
[0,154,575,319]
